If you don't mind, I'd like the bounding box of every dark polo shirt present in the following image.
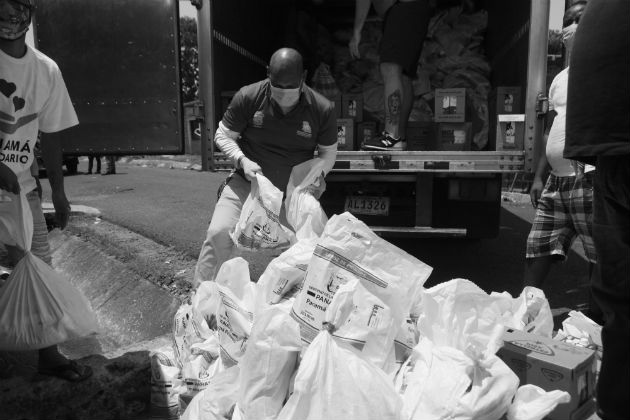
[222,79,336,192]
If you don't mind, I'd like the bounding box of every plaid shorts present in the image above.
[526,173,597,263]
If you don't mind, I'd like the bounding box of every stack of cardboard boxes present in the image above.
[334,86,525,152]
[490,86,525,151]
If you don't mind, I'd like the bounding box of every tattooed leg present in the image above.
[380,62,403,138]
[400,74,413,140]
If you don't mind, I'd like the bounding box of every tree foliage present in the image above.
[548,29,562,55]
[180,17,199,102]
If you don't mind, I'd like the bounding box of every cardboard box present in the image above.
[356,121,377,147]
[406,121,436,151]
[496,114,525,151]
[336,118,355,151]
[342,93,363,121]
[434,88,467,122]
[497,328,597,420]
[492,86,523,114]
[436,122,472,151]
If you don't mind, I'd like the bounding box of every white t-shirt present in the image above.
[0,45,78,199]
[546,68,595,176]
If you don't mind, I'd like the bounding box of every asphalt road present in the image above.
[41,161,593,313]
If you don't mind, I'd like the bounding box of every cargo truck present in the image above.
[34,0,550,239]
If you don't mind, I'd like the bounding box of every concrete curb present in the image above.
[118,157,202,171]
[0,228,182,419]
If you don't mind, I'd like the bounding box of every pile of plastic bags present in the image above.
[155,162,575,420]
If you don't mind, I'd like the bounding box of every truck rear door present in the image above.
[34,0,183,155]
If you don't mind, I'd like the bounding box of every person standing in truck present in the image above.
[349,0,431,150]
[564,0,630,418]
[523,3,598,293]
[0,0,92,381]
[193,48,337,284]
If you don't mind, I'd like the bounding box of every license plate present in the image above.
[344,196,390,216]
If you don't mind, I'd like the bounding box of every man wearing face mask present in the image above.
[193,48,337,284]
[0,0,92,381]
[564,0,630,418]
[523,2,599,297]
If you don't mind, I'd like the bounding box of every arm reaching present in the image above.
[349,0,371,59]
[317,142,338,176]
[214,121,262,181]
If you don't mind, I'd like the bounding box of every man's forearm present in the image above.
[40,132,65,194]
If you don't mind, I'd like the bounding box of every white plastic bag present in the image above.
[417,279,506,351]
[278,289,404,420]
[236,304,301,420]
[254,239,316,317]
[182,334,225,394]
[292,213,432,349]
[173,303,213,368]
[555,310,602,349]
[181,366,240,420]
[405,278,520,420]
[214,257,257,367]
[491,286,554,337]
[0,193,99,350]
[231,174,291,250]
[395,335,519,420]
[150,346,186,420]
[284,159,328,241]
[507,384,571,420]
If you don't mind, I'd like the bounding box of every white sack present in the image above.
[214,257,257,367]
[181,366,240,420]
[236,304,302,420]
[182,334,225,394]
[254,238,316,317]
[417,278,506,352]
[173,303,213,368]
[0,193,99,350]
[284,159,328,241]
[491,286,554,337]
[507,384,571,420]
[555,310,602,349]
[278,289,404,420]
[231,173,291,250]
[150,347,186,420]
[292,213,432,353]
[395,334,519,420]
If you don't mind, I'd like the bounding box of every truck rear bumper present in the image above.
[370,226,467,238]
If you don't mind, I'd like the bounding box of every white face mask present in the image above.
[270,85,301,108]
[562,23,578,54]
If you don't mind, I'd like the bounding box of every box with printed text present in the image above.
[434,88,468,122]
[336,118,355,151]
[341,93,363,121]
[497,328,597,420]
[435,122,471,151]
[496,114,525,151]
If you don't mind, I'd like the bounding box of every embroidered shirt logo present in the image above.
[297,120,312,138]
[252,111,264,128]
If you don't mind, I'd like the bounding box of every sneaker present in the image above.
[361,131,407,151]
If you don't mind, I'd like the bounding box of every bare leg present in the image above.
[380,62,404,138]
[400,74,413,140]
[524,256,555,288]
